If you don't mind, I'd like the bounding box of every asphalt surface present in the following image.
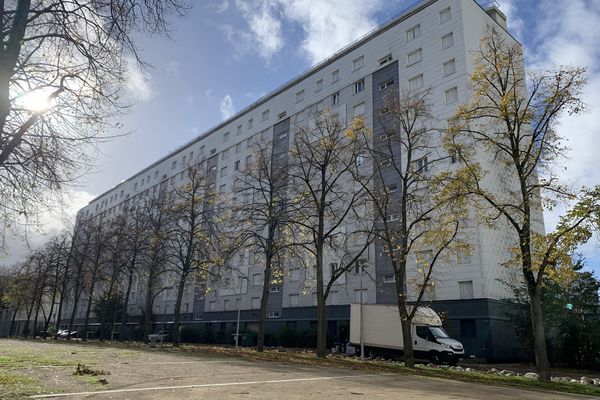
[28,352,595,400]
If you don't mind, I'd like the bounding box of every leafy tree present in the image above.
[506,261,600,369]
[446,28,595,381]
[357,88,468,367]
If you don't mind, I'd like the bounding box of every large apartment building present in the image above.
[63,0,530,359]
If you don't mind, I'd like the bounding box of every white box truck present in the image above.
[349,304,464,365]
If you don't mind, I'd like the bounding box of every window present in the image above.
[354,289,367,303]
[222,148,229,160]
[353,79,365,94]
[290,268,302,281]
[353,102,365,117]
[208,301,216,311]
[316,79,323,91]
[378,54,392,66]
[248,118,254,129]
[332,92,340,105]
[406,24,421,41]
[200,145,205,155]
[269,286,280,293]
[219,184,226,192]
[262,109,269,121]
[251,297,260,309]
[459,281,474,299]
[252,273,262,285]
[416,156,428,172]
[381,158,392,167]
[460,319,476,337]
[329,263,338,277]
[236,125,242,136]
[352,55,364,71]
[379,133,389,141]
[407,48,422,66]
[355,153,365,167]
[445,87,458,104]
[441,32,454,49]
[383,274,395,283]
[134,182,138,190]
[224,299,230,311]
[246,155,252,168]
[443,59,456,76]
[234,160,240,171]
[354,258,367,274]
[387,184,397,193]
[296,89,305,103]
[289,294,299,307]
[171,160,177,170]
[408,74,424,91]
[235,143,241,154]
[386,214,398,222]
[378,79,394,91]
[223,131,230,143]
[278,111,287,120]
[278,131,288,141]
[208,165,217,173]
[154,170,159,179]
[439,7,451,23]
[220,166,228,177]
[268,311,280,318]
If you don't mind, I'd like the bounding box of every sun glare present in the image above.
[20,89,54,112]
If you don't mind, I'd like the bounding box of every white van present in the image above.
[349,304,464,365]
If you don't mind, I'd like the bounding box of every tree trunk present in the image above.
[119,270,135,341]
[143,272,155,343]
[256,257,272,352]
[401,318,415,367]
[171,272,187,346]
[67,278,83,340]
[316,242,326,358]
[530,289,551,382]
[82,277,97,341]
[9,307,18,337]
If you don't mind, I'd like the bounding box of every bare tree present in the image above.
[0,0,187,243]
[167,163,224,346]
[289,111,372,357]
[447,29,590,381]
[231,141,298,351]
[139,191,172,342]
[357,89,467,367]
[117,198,150,340]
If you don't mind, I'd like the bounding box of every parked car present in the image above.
[56,329,78,339]
[148,331,169,342]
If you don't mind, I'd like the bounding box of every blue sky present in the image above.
[3,0,600,273]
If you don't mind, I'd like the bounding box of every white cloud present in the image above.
[219,94,235,120]
[514,0,600,267]
[125,58,153,101]
[277,0,382,65]
[228,0,382,65]
[498,0,525,40]
[0,190,96,266]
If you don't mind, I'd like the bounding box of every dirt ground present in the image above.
[0,339,596,399]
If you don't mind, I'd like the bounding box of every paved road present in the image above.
[29,353,594,400]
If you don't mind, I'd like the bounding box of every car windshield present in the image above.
[429,326,449,338]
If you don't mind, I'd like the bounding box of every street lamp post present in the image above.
[359,265,365,362]
[235,276,246,348]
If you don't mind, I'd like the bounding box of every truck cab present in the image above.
[414,325,464,365]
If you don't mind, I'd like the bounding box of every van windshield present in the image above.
[429,326,449,338]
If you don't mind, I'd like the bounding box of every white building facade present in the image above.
[64,0,531,359]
